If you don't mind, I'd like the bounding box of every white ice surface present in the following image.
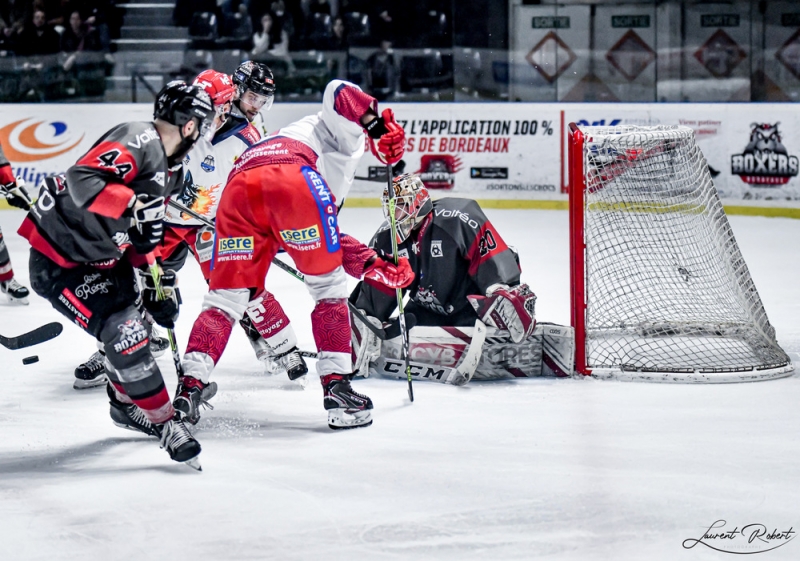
[0,207,798,561]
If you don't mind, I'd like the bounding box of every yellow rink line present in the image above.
[4,198,800,219]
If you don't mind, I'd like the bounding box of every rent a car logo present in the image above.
[0,118,84,186]
[217,236,254,261]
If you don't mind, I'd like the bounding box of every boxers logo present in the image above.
[280,225,321,251]
[114,318,149,355]
[216,236,254,261]
[301,166,340,253]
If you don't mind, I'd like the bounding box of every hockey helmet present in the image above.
[154,80,215,138]
[233,61,276,110]
[382,173,433,243]
[192,69,237,106]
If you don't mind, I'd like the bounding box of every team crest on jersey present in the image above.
[431,240,443,258]
[201,155,215,172]
[216,236,254,262]
[114,318,149,355]
[280,225,321,251]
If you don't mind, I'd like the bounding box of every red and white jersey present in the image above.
[235,79,373,204]
[165,116,261,227]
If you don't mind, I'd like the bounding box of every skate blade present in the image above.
[4,295,30,306]
[327,409,372,430]
[73,376,108,390]
[183,457,202,471]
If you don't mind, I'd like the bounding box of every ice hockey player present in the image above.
[0,142,32,304]
[161,69,309,394]
[17,81,214,468]
[176,79,412,429]
[349,174,568,385]
[231,60,275,137]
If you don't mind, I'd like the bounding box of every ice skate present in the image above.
[173,375,217,425]
[107,383,159,437]
[0,278,29,305]
[158,413,202,470]
[73,350,109,389]
[321,374,373,430]
[248,337,308,386]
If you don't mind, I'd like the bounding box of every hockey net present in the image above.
[568,123,792,382]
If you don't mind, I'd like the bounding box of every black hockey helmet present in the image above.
[153,80,215,135]
[232,61,276,97]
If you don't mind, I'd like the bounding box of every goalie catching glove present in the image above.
[467,283,536,343]
[364,108,405,165]
[139,266,182,329]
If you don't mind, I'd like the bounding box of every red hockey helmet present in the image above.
[192,70,237,107]
[382,173,432,243]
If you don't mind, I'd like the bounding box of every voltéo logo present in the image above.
[0,119,84,162]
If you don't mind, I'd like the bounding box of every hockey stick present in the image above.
[385,165,414,402]
[167,198,395,342]
[145,253,184,377]
[0,322,63,350]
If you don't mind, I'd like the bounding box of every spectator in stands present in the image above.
[270,1,295,42]
[372,3,395,45]
[252,12,288,56]
[226,3,253,43]
[15,9,61,56]
[366,39,396,100]
[318,16,346,51]
[308,0,333,17]
[61,10,102,53]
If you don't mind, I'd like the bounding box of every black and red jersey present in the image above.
[353,198,521,322]
[19,121,181,267]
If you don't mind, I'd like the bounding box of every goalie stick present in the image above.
[372,320,487,386]
[0,322,63,350]
[167,198,400,343]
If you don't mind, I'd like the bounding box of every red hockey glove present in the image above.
[467,283,536,343]
[365,108,405,165]
[364,256,414,289]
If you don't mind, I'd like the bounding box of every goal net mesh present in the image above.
[579,125,790,377]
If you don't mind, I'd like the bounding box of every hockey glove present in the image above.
[467,283,536,343]
[365,108,405,165]
[128,195,166,254]
[364,256,414,289]
[139,266,182,329]
[0,172,32,210]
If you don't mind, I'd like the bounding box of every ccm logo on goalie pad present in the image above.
[382,359,450,381]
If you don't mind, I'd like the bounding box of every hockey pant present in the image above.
[161,223,293,361]
[183,267,352,382]
[0,226,14,282]
[28,249,174,423]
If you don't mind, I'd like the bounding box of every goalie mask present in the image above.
[382,174,432,243]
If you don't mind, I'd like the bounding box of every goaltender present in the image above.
[349,173,574,384]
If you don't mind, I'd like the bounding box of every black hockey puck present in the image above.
[22,355,39,365]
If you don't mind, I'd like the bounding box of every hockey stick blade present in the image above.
[0,322,63,350]
[452,320,487,385]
